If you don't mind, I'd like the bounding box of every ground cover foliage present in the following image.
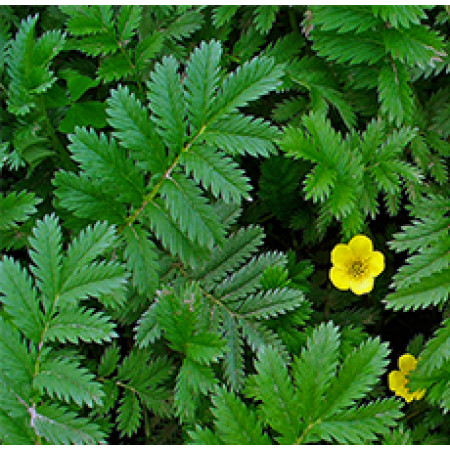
[0,5,449,445]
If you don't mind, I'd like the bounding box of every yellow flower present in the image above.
[329,234,384,295]
[388,353,426,403]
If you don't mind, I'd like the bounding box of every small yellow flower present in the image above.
[388,353,426,403]
[329,234,384,295]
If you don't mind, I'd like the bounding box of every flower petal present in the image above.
[388,370,406,393]
[413,388,426,401]
[368,251,385,277]
[348,235,373,259]
[349,276,374,295]
[398,354,417,375]
[331,244,353,269]
[329,267,351,290]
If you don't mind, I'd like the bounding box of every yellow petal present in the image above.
[368,251,385,277]
[398,354,417,375]
[349,276,374,295]
[348,235,373,259]
[388,370,406,393]
[331,243,354,269]
[413,388,426,400]
[404,392,415,402]
[329,267,351,290]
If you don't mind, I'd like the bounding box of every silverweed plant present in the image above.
[0,5,449,445]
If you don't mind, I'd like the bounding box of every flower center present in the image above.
[350,260,367,278]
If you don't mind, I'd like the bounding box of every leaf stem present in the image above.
[122,124,207,229]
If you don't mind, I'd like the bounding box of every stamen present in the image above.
[350,260,367,278]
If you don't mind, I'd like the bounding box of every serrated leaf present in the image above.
[33,403,105,444]
[0,190,41,230]
[181,145,251,203]
[117,391,141,438]
[186,332,225,364]
[160,173,225,249]
[245,346,301,444]
[0,256,43,343]
[34,355,104,407]
[147,56,186,153]
[28,214,63,313]
[106,85,167,174]
[45,307,117,344]
[293,321,340,422]
[185,40,222,130]
[123,225,159,296]
[237,287,305,319]
[210,386,271,445]
[146,199,210,268]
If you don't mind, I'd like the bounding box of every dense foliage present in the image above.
[0,5,449,445]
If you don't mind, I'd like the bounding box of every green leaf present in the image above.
[186,332,225,364]
[210,386,271,445]
[414,319,450,377]
[0,317,34,401]
[135,31,164,70]
[194,226,264,289]
[134,303,162,348]
[214,252,286,304]
[58,102,107,134]
[98,344,120,377]
[117,391,141,438]
[189,425,224,445]
[67,127,145,206]
[312,398,402,444]
[185,40,222,130]
[210,55,284,120]
[58,260,127,307]
[222,312,244,390]
[45,307,117,344]
[312,6,381,34]
[62,221,118,282]
[237,287,305,319]
[146,199,210,267]
[28,214,63,313]
[175,358,217,420]
[253,6,279,34]
[34,355,104,407]
[378,61,414,126]
[98,53,132,82]
[204,113,279,157]
[0,190,41,230]
[106,85,167,174]
[32,403,105,444]
[293,322,340,422]
[384,268,449,310]
[312,30,385,66]
[383,25,445,67]
[60,69,99,102]
[181,145,251,203]
[61,5,113,36]
[371,5,428,28]
[117,5,142,42]
[245,346,301,444]
[320,337,390,418]
[147,56,186,153]
[212,6,240,27]
[123,225,159,296]
[165,10,203,41]
[0,410,35,444]
[160,173,225,249]
[0,256,43,343]
[7,14,65,115]
[53,171,127,222]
